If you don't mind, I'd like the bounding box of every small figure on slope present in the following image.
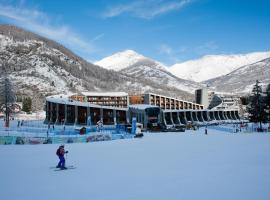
[205,126,208,135]
[56,145,68,170]
[96,120,103,132]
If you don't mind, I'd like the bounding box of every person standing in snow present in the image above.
[205,126,208,135]
[96,120,103,132]
[56,145,68,169]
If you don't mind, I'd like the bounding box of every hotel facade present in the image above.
[45,92,241,130]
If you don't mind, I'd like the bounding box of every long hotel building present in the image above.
[130,93,204,110]
[70,92,129,108]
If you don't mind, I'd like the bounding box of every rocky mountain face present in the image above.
[169,52,270,82]
[95,50,203,94]
[96,49,270,95]
[0,25,195,110]
[204,57,270,94]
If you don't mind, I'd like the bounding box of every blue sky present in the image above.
[0,0,270,65]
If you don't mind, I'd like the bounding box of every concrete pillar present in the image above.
[177,112,181,125]
[222,111,227,120]
[45,101,49,123]
[49,102,53,123]
[207,111,211,121]
[183,112,187,124]
[86,106,90,126]
[216,111,221,121]
[163,112,167,125]
[227,111,232,120]
[113,109,117,125]
[126,110,129,124]
[64,104,67,125]
[74,106,78,125]
[235,111,240,120]
[231,111,237,120]
[194,111,199,122]
[229,111,233,120]
[189,111,194,122]
[225,111,229,120]
[200,111,204,122]
[170,112,174,125]
[100,108,103,122]
[202,111,207,121]
[56,103,59,124]
[223,111,228,120]
[196,111,200,121]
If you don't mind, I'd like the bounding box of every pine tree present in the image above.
[264,83,270,122]
[22,97,32,113]
[0,77,16,127]
[247,80,268,130]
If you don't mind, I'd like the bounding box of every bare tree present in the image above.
[0,63,16,127]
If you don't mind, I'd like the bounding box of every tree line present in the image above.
[247,80,270,130]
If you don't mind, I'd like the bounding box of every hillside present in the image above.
[95,50,203,93]
[0,25,195,110]
[205,57,270,93]
[169,52,270,82]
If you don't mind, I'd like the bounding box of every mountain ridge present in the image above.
[204,57,270,93]
[95,49,204,94]
[168,52,270,82]
[96,48,270,84]
[0,24,195,110]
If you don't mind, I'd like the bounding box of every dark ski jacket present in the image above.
[56,147,65,157]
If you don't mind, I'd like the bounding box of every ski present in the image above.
[54,166,76,171]
[50,165,75,169]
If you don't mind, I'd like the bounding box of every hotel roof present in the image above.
[80,92,128,97]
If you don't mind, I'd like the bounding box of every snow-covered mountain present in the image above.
[0,25,195,110]
[95,50,167,71]
[169,52,270,82]
[205,57,270,94]
[95,50,203,94]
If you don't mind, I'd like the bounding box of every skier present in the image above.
[205,126,208,135]
[96,120,103,132]
[56,145,68,170]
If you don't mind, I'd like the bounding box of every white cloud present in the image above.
[90,33,105,42]
[103,0,192,19]
[158,44,173,55]
[0,4,98,55]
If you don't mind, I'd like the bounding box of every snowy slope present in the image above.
[205,57,270,93]
[169,52,270,82]
[95,49,167,71]
[0,25,196,107]
[121,62,203,94]
[0,33,88,112]
[1,131,270,200]
[96,50,203,94]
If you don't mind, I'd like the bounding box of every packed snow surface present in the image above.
[1,130,270,200]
